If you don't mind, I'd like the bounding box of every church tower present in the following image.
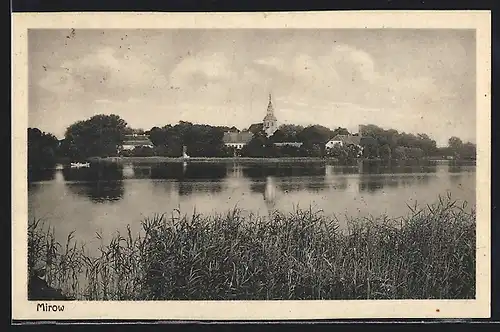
[262,93,278,137]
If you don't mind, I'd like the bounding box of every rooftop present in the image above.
[123,138,154,146]
[329,135,362,146]
[223,131,254,144]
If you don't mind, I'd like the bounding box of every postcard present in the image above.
[12,10,491,320]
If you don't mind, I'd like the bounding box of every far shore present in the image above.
[88,156,339,164]
[85,156,475,165]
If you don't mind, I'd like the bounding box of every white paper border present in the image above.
[12,11,491,320]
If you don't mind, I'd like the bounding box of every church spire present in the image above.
[267,93,274,116]
[263,92,278,137]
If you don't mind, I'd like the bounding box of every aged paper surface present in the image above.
[13,11,491,320]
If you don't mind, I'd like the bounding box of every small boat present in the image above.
[70,162,90,168]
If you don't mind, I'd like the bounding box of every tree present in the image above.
[326,143,348,161]
[360,137,379,159]
[448,136,463,150]
[296,125,335,156]
[146,122,229,157]
[147,127,162,145]
[379,144,392,160]
[298,125,334,145]
[218,126,240,133]
[461,142,476,160]
[393,146,423,160]
[271,124,304,142]
[62,114,128,159]
[132,146,155,157]
[407,147,424,160]
[393,146,408,160]
[357,123,440,159]
[311,144,323,157]
[447,136,466,159]
[331,127,350,137]
[28,128,59,169]
[328,143,362,163]
[241,131,271,157]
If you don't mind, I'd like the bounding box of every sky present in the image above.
[28,29,476,146]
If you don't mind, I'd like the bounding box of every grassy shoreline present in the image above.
[28,194,475,301]
[88,156,338,164]
[86,156,476,165]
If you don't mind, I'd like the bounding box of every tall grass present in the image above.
[28,194,475,300]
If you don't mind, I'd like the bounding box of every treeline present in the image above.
[27,128,60,169]
[146,122,233,157]
[61,114,127,160]
[27,114,476,169]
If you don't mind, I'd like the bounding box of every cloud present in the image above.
[163,42,436,117]
[94,99,112,104]
[37,67,84,96]
[28,29,475,146]
[169,51,234,87]
[248,42,453,120]
[248,43,383,104]
[254,57,287,72]
[333,44,377,83]
[37,46,168,100]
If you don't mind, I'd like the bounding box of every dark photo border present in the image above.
[9,0,498,328]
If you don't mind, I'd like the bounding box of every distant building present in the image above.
[325,134,362,149]
[273,142,303,148]
[222,131,254,150]
[263,93,278,137]
[120,134,154,151]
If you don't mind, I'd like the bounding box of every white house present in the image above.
[121,134,154,151]
[325,134,362,150]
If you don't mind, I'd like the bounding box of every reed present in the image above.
[27,193,475,300]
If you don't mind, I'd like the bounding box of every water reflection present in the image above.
[447,160,477,174]
[148,163,226,196]
[226,163,245,178]
[278,179,327,193]
[29,160,476,249]
[325,165,359,176]
[150,163,184,179]
[242,163,326,178]
[150,162,227,180]
[63,164,124,203]
[248,176,327,197]
[359,176,385,193]
[264,176,277,208]
[358,160,438,175]
[34,160,474,207]
[357,174,433,194]
[242,163,328,197]
[177,180,224,196]
[122,164,153,179]
[449,173,467,185]
[325,177,349,191]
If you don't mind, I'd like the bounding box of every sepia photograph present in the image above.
[12,11,490,320]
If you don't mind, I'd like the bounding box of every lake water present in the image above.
[28,160,476,248]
